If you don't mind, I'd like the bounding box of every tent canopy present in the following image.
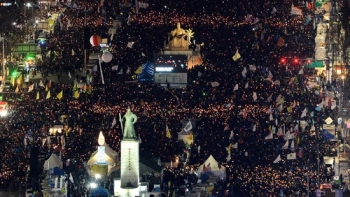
[44,153,62,170]
[197,155,226,179]
[87,152,115,166]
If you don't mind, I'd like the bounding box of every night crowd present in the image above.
[0,0,343,196]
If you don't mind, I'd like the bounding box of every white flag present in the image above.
[269,113,274,121]
[245,82,249,89]
[211,82,220,87]
[287,153,296,160]
[265,132,273,140]
[229,131,234,139]
[273,154,281,163]
[226,154,231,162]
[184,120,192,132]
[198,145,201,153]
[232,142,238,149]
[68,72,72,79]
[126,67,131,74]
[233,84,239,91]
[198,71,202,77]
[71,49,75,56]
[252,124,256,132]
[42,138,46,147]
[28,84,34,92]
[249,64,256,71]
[271,7,277,14]
[301,108,307,118]
[69,172,74,183]
[242,67,247,77]
[111,117,117,128]
[39,80,45,88]
[141,52,146,56]
[282,140,289,149]
[127,42,134,48]
[298,68,304,75]
[253,92,257,101]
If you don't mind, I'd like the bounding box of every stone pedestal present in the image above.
[120,139,139,191]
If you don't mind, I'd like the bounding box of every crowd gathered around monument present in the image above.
[0,0,344,196]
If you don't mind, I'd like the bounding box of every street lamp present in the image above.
[0,36,5,82]
[35,20,38,40]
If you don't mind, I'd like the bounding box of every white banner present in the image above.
[154,73,187,84]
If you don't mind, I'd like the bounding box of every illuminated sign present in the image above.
[155,67,173,72]
[0,3,12,6]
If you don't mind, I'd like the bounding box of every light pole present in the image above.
[0,36,5,82]
[35,20,38,41]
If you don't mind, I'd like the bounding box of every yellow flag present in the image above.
[73,91,80,99]
[15,86,19,93]
[296,135,301,145]
[60,186,66,194]
[268,125,272,131]
[287,106,292,113]
[45,84,49,91]
[187,133,193,141]
[36,92,40,100]
[166,130,172,139]
[135,66,143,74]
[227,143,232,153]
[87,85,92,94]
[56,90,63,100]
[18,74,23,82]
[206,184,214,192]
[46,91,51,99]
[232,49,241,61]
[72,83,77,91]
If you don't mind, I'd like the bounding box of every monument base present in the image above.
[120,139,139,190]
[163,48,193,56]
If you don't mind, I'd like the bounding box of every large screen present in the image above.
[154,55,188,73]
[154,55,188,84]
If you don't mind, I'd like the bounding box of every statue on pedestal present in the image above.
[119,107,138,139]
[170,23,188,48]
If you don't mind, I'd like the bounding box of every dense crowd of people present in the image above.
[0,0,344,196]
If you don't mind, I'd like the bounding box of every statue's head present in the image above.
[177,22,181,29]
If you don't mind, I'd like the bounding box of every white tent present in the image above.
[44,154,63,170]
[196,155,226,179]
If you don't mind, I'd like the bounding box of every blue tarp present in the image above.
[91,186,109,197]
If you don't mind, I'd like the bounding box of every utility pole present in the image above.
[84,7,87,70]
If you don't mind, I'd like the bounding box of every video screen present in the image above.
[154,55,188,73]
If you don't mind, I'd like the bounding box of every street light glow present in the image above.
[95,174,101,179]
[90,182,97,188]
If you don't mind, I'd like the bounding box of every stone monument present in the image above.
[117,107,140,197]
